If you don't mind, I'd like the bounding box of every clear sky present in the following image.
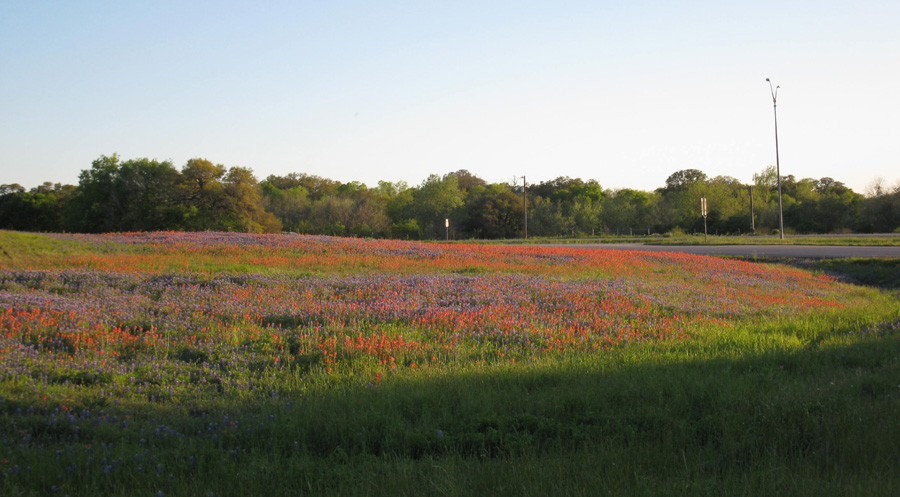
[2,1,898,194]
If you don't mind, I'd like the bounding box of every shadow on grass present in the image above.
[727,256,900,292]
[814,258,900,290]
[4,319,900,497]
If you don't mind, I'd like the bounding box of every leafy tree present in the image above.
[784,177,862,233]
[751,166,779,232]
[445,170,487,193]
[65,154,124,232]
[264,173,305,191]
[0,183,73,232]
[664,169,708,192]
[411,174,465,239]
[463,184,523,239]
[0,184,25,196]
[814,177,848,195]
[390,218,421,239]
[531,177,595,202]
[307,196,355,235]
[223,166,282,233]
[704,176,752,235]
[374,180,408,198]
[179,158,228,230]
[658,169,710,232]
[260,180,310,233]
[602,188,656,234]
[383,185,417,238]
[294,174,341,201]
[116,158,183,230]
[859,184,900,233]
[527,196,574,237]
[570,197,603,235]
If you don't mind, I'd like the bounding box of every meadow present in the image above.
[493,234,900,247]
[1,230,899,496]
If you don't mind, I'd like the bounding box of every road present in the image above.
[549,243,900,258]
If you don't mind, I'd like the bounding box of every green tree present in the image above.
[307,196,355,235]
[0,183,73,232]
[179,158,228,230]
[570,197,603,235]
[445,170,487,193]
[664,169,708,191]
[260,179,310,232]
[294,174,341,201]
[602,188,657,234]
[859,184,900,233]
[464,184,523,239]
[116,158,183,230]
[65,154,123,232]
[704,176,751,235]
[527,196,573,237]
[223,166,282,233]
[411,174,465,239]
[382,184,418,238]
[658,169,709,232]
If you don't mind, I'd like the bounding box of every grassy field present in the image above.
[1,230,899,496]
[486,234,900,247]
[648,235,900,246]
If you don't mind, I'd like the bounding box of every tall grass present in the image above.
[1,231,899,496]
[4,302,898,496]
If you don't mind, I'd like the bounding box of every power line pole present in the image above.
[523,175,528,240]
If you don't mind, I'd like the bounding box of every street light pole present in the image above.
[766,78,785,240]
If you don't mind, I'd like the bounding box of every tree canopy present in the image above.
[1,154,897,237]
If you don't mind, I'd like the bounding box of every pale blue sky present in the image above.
[2,1,898,193]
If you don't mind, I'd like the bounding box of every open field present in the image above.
[1,231,900,496]
[489,234,900,247]
[563,243,900,259]
[647,234,900,247]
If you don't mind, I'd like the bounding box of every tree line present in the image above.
[2,154,899,237]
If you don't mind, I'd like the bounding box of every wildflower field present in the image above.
[1,231,899,496]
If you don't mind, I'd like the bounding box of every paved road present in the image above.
[550,243,900,258]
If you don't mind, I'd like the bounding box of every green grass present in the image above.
[732,256,900,291]
[2,232,900,496]
[468,234,900,247]
[0,230,130,269]
[647,235,900,247]
[3,302,900,496]
[0,230,92,261]
[813,258,900,289]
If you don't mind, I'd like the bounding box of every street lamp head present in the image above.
[766,78,779,102]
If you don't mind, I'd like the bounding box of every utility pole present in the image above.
[523,176,528,239]
[766,78,785,240]
[749,185,755,233]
